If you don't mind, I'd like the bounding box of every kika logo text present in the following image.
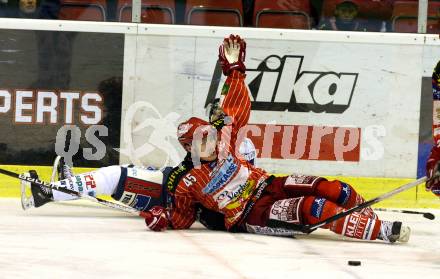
[207,55,359,113]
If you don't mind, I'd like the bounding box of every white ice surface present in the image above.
[0,198,439,279]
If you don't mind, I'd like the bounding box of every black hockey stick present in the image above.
[373,208,435,220]
[0,168,148,218]
[268,176,429,234]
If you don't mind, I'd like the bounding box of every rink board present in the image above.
[121,25,437,179]
[120,28,427,178]
[0,19,440,204]
[0,164,438,209]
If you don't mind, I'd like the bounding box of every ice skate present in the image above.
[20,170,53,210]
[20,171,34,210]
[378,221,411,243]
[51,156,74,182]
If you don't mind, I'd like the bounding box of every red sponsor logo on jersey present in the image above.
[344,212,368,239]
[84,174,96,189]
[269,198,303,224]
[125,177,161,198]
[285,175,319,187]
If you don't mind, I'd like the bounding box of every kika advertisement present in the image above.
[123,35,422,178]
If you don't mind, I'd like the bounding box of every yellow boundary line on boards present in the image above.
[0,165,95,197]
[0,165,439,208]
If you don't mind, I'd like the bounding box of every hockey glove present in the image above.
[218,34,246,76]
[142,206,169,231]
[426,145,440,197]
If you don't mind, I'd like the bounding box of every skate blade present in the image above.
[20,172,35,211]
[51,156,62,183]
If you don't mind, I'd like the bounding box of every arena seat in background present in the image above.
[392,0,440,33]
[321,0,393,19]
[59,0,107,21]
[185,0,243,27]
[393,17,438,34]
[253,0,311,29]
[118,0,175,24]
[320,0,393,31]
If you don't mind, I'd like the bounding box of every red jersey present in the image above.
[428,64,440,167]
[433,69,440,146]
[167,71,269,230]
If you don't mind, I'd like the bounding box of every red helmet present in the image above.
[177,117,212,147]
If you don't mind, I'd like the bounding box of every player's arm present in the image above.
[144,183,196,231]
[168,181,197,229]
[426,60,440,197]
[220,70,251,131]
[215,34,250,132]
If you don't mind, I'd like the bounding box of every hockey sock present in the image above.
[52,166,122,201]
[301,196,381,240]
[314,180,377,218]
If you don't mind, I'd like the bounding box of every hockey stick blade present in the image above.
[423,212,436,220]
[374,208,435,220]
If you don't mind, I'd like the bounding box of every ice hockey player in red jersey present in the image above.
[21,97,258,232]
[21,156,231,231]
[426,61,440,198]
[144,34,411,243]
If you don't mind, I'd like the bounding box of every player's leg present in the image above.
[20,170,52,209]
[301,196,410,243]
[243,193,302,236]
[22,158,167,211]
[22,164,123,209]
[21,156,77,209]
[51,155,74,182]
[281,175,376,218]
[110,165,166,211]
[243,192,410,242]
[50,164,165,212]
[50,156,78,202]
[313,180,377,218]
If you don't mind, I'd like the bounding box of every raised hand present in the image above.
[218,34,246,76]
